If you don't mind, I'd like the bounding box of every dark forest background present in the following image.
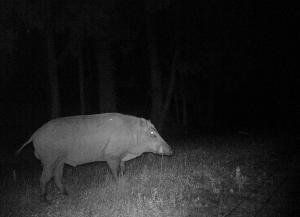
[0,0,297,153]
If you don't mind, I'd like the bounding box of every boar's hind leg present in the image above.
[106,159,121,179]
[40,164,53,202]
[54,161,68,195]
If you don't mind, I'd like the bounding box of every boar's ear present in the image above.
[140,118,148,127]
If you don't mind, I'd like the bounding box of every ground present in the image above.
[0,132,297,217]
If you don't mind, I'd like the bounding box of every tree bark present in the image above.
[182,93,187,127]
[159,48,178,130]
[174,92,180,122]
[96,42,116,113]
[42,0,60,118]
[147,14,162,126]
[206,77,216,127]
[78,46,86,115]
[46,33,60,118]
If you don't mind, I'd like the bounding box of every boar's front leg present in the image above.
[106,159,121,179]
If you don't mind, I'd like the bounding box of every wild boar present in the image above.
[16,113,172,201]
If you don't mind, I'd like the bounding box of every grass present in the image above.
[0,134,296,217]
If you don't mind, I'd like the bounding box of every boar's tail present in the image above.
[15,135,34,156]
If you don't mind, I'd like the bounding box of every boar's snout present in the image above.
[164,147,173,155]
[158,141,173,155]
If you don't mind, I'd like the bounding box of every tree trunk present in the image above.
[182,93,187,127]
[146,15,162,126]
[43,0,60,118]
[96,42,116,113]
[174,92,180,122]
[78,47,85,115]
[46,33,60,118]
[206,77,216,127]
[159,48,178,130]
[85,46,92,113]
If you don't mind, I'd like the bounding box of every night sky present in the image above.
[0,0,297,153]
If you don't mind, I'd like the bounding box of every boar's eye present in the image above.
[149,130,157,137]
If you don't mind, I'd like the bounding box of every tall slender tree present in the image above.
[0,0,16,93]
[12,0,62,118]
[147,15,162,126]
[145,0,172,127]
[96,41,117,113]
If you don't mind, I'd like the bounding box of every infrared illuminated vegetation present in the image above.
[0,135,295,217]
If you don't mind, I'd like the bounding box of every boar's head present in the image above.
[138,118,173,156]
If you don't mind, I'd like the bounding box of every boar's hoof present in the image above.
[40,194,51,204]
[62,188,68,196]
